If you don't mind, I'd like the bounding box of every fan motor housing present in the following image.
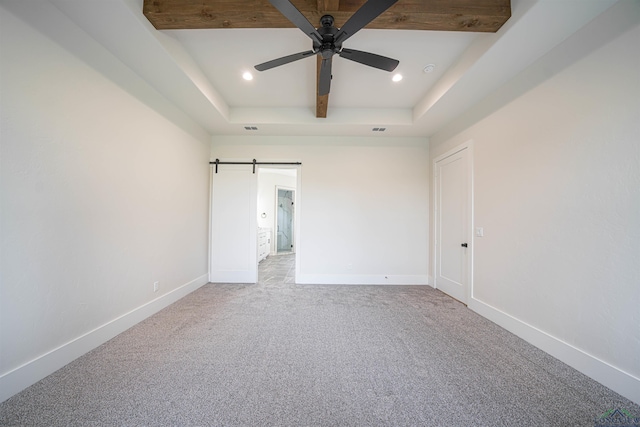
[316,15,341,55]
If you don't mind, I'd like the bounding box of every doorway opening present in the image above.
[257,168,298,260]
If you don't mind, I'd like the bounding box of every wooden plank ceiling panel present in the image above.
[143,0,511,32]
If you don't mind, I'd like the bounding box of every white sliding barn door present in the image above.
[434,145,472,304]
[210,165,258,283]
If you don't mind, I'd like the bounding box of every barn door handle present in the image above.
[461,243,468,247]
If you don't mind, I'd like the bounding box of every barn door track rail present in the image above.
[211,159,302,174]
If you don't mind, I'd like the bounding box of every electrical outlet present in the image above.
[153,281,159,292]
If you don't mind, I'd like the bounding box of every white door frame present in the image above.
[256,165,301,283]
[209,163,302,283]
[433,140,474,303]
[208,166,213,282]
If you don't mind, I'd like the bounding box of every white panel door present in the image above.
[435,147,471,303]
[210,165,257,283]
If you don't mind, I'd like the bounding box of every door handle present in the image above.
[461,243,468,247]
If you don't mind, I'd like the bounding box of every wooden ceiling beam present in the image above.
[318,0,340,14]
[316,56,329,118]
[143,0,511,33]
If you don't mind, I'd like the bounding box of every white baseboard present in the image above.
[297,274,429,285]
[0,274,209,403]
[469,297,640,405]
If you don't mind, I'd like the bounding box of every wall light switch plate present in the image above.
[475,227,484,237]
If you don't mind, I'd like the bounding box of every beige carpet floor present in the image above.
[1,254,638,426]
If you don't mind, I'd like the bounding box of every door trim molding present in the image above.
[208,166,213,282]
[255,163,302,284]
[432,140,474,304]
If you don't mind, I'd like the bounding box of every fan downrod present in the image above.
[320,14,334,27]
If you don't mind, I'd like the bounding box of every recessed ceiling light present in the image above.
[423,64,436,73]
[242,71,253,81]
[392,73,403,82]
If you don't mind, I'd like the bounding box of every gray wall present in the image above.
[1,3,211,401]
[429,1,640,404]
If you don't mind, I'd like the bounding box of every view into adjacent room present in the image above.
[258,167,297,261]
[276,188,295,254]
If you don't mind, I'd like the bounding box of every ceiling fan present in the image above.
[254,0,400,97]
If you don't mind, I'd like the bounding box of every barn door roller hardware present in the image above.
[211,159,302,173]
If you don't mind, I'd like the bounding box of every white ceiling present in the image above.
[46,0,617,139]
[170,27,479,109]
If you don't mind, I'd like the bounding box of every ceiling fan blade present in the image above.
[318,57,332,96]
[269,0,322,44]
[255,50,316,71]
[339,48,399,72]
[334,0,398,45]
